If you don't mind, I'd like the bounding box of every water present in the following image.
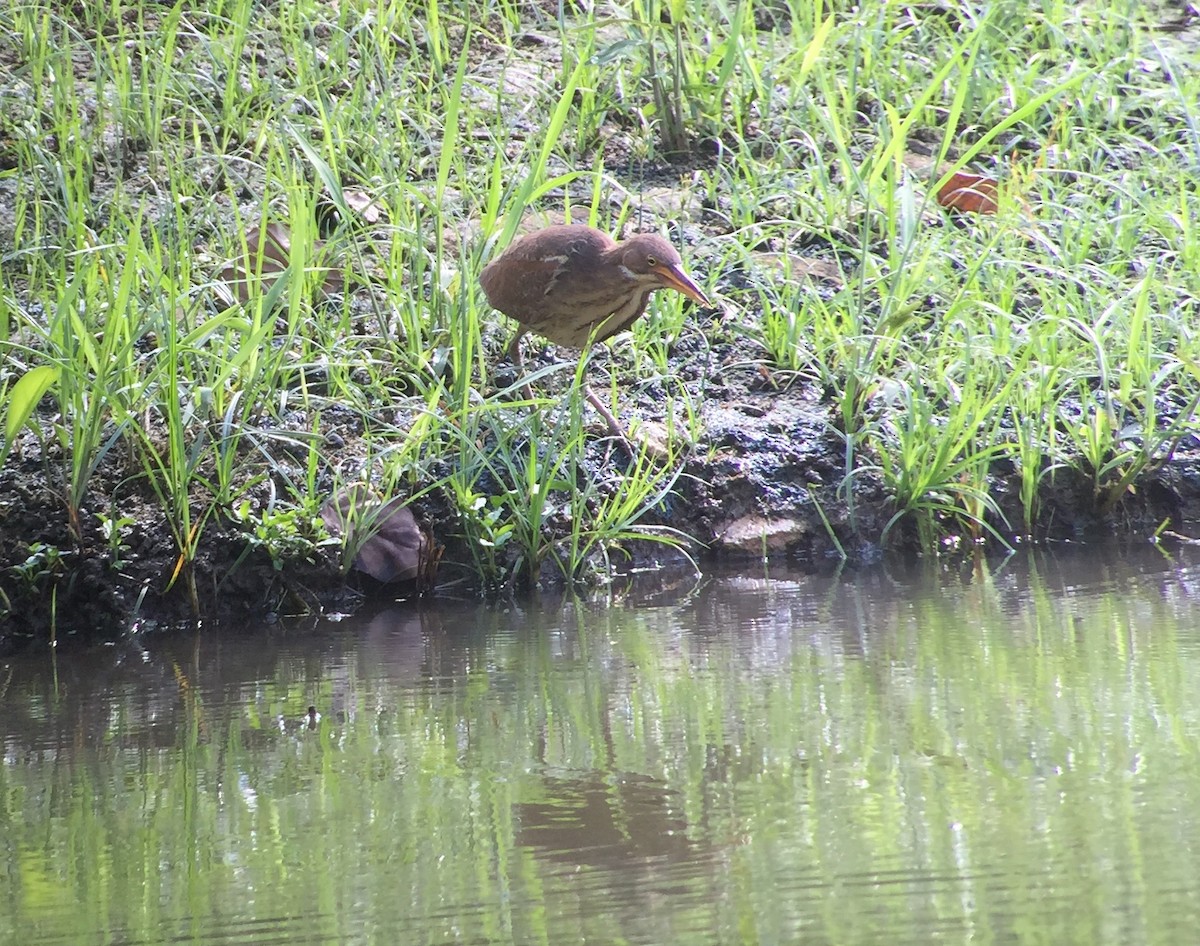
[3,543,1200,945]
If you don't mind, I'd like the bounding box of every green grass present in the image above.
[1,0,1198,621]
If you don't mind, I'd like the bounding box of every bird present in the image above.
[479,224,711,447]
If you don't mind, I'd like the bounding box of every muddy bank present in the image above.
[6,329,1200,653]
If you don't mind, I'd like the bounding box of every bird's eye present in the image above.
[646,255,658,266]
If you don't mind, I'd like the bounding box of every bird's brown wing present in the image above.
[482,226,621,348]
[481,251,572,317]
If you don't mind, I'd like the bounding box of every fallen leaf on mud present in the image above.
[454,207,593,270]
[936,172,1000,215]
[517,205,593,235]
[619,183,704,221]
[749,253,844,286]
[629,419,685,460]
[321,487,438,586]
[901,151,938,173]
[215,221,345,307]
[342,188,383,223]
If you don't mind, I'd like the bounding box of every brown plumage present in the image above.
[479,224,710,451]
[479,224,710,359]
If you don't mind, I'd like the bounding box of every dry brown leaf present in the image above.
[516,205,594,235]
[936,171,1000,215]
[215,221,345,307]
[342,188,383,224]
[321,486,438,587]
[629,419,687,460]
[750,252,845,287]
[900,151,938,173]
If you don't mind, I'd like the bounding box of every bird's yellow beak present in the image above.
[652,262,712,308]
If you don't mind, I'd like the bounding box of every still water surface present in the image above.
[3,543,1200,945]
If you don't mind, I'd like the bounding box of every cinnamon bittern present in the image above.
[479,224,711,445]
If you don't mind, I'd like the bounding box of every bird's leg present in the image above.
[506,328,536,402]
[576,344,634,456]
[583,380,635,458]
[511,329,632,455]
[506,327,526,366]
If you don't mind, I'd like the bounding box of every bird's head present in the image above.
[619,234,711,307]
